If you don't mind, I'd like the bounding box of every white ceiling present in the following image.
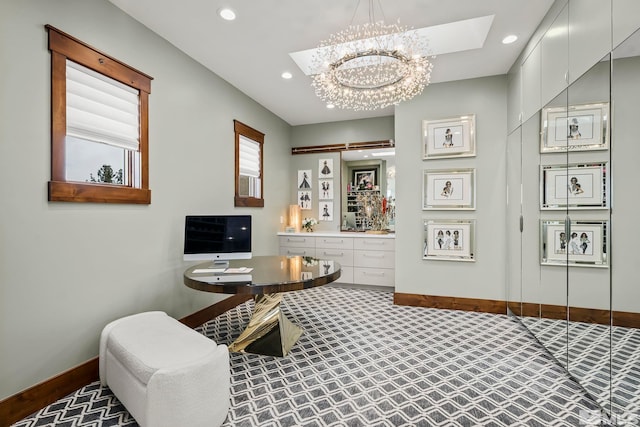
[108,0,554,126]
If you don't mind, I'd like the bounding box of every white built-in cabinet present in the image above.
[568,0,612,84]
[541,4,568,106]
[278,232,395,287]
[520,43,541,123]
[506,66,522,134]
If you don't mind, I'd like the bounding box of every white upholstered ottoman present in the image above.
[99,311,230,427]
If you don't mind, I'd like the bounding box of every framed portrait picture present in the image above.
[540,103,609,152]
[318,179,333,200]
[319,158,334,178]
[297,169,312,189]
[319,201,333,221]
[297,190,311,210]
[422,115,476,159]
[540,220,608,268]
[423,220,475,262]
[540,163,608,210]
[423,169,475,210]
[353,169,376,191]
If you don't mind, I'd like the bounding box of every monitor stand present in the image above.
[211,260,229,269]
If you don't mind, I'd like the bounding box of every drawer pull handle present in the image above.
[287,250,307,255]
[323,251,344,257]
[363,271,385,276]
[323,239,344,244]
[363,253,385,258]
[287,238,307,243]
[363,241,385,245]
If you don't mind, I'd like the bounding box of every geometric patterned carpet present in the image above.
[13,285,604,427]
[527,316,640,424]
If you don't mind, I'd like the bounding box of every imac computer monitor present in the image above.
[183,215,252,266]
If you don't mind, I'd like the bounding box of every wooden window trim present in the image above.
[46,25,153,204]
[234,120,264,207]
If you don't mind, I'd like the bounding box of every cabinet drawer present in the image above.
[279,236,316,248]
[315,249,354,266]
[353,267,394,286]
[354,250,394,269]
[316,236,354,250]
[354,237,395,251]
[334,266,354,283]
[279,247,316,257]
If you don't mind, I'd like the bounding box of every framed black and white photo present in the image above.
[353,169,376,191]
[540,220,608,268]
[540,163,608,209]
[540,103,609,152]
[318,179,333,200]
[297,190,311,210]
[319,201,333,221]
[319,158,334,178]
[423,219,475,261]
[423,168,475,210]
[422,115,476,159]
[297,169,312,189]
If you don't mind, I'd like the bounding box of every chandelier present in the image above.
[311,1,434,111]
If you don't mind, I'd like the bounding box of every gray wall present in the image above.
[394,76,508,300]
[0,0,291,399]
[291,117,394,148]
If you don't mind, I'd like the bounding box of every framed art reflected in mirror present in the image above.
[540,219,608,268]
[540,103,609,153]
[540,163,608,210]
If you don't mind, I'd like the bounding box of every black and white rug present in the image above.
[529,316,640,423]
[13,286,605,426]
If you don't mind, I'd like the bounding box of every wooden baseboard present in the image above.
[447,297,640,329]
[180,295,252,329]
[0,295,251,427]
[393,293,507,315]
[0,358,99,427]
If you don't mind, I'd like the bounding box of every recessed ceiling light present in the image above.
[502,35,518,44]
[281,71,293,79]
[326,104,335,109]
[218,8,236,21]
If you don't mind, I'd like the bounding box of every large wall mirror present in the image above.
[610,26,640,421]
[340,147,395,232]
[508,4,640,422]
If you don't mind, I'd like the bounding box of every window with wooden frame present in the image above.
[46,25,153,204]
[234,120,264,207]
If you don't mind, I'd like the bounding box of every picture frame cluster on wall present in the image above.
[296,158,336,222]
[421,114,477,262]
[538,102,610,268]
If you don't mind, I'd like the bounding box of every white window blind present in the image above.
[239,135,261,177]
[66,60,140,151]
[239,135,261,198]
